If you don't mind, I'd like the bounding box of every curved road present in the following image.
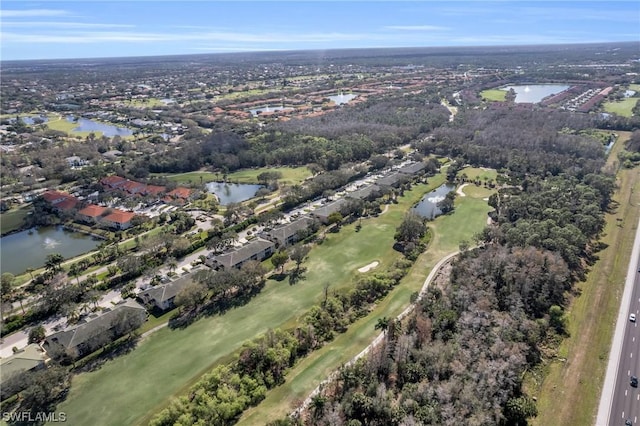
[597,217,640,426]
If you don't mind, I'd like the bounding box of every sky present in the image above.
[1,1,638,61]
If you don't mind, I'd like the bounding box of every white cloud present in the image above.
[384,25,450,31]
[1,30,376,45]
[0,9,71,18]
[2,21,134,29]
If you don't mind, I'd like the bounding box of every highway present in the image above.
[597,217,640,426]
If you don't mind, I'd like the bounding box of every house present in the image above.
[206,238,275,270]
[102,210,136,230]
[143,184,166,197]
[311,199,348,224]
[397,161,427,176]
[43,300,147,359]
[100,175,127,189]
[347,184,382,201]
[66,156,90,167]
[375,172,408,189]
[41,190,78,212]
[77,204,107,224]
[138,271,200,311]
[260,217,314,247]
[0,343,49,380]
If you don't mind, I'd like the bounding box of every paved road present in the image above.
[597,216,640,426]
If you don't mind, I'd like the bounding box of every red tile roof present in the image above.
[121,180,145,193]
[167,187,191,199]
[100,175,127,188]
[41,190,70,203]
[55,198,78,211]
[78,204,107,218]
[103,210,135,224]
[144,185,166,196]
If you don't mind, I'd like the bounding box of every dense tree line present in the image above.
[414,108,606,179]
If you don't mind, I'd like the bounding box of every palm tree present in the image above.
[45,253,65,273]
[68,263,81,285]
[375,317,389,334]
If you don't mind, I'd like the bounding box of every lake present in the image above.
[12,116,49,125]
[248,105,294,116]
[412,183,456,219]
[206,182,264,205]
[502,84,570,103]
[66,116,133,137]
[329,93,357,105]
[0,227,101,275]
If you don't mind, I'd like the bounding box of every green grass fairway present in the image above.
[480,89,507,101]
[0,205,30,235]
[226,166,313,185]
[603,97,639,117]
[629,84,640,92]
[58,174,450,426]
[458,166,498,183]
[154,167,312,186]
[240,187,492,424]
[155,171,218,185]
[461,184,495,199]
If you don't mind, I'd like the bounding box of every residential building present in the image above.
[138,271,200,311]
[0,344,49,380]
[260,217,314,247]
[102,210,136,230]
[206,238,275,270]
[77,204,107,224]
[43,300,147,359]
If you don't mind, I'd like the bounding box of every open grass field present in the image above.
[153,171,219,185]
[528,131,640,425]
[603,97,639,117]
[226,166,313,185]
[240,180,493,424]
[0,205,29,235]
[629,84,640,92]
[59,173,455,426]
[457,167,498,183]
[153,167,312,187]
[480,89,507,101]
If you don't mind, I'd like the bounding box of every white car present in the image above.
[630,313,636,322]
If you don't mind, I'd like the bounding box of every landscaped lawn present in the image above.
[603,97,639,117]
[0,205,30,235]
[239,185,493,424]
[480,89,507,101]
[58,174,447,426]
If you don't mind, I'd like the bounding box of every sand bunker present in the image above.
[358,261,379,273]
[456,183,468,197]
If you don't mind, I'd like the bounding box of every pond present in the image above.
[412,183,456,219]
[502,84,570,103]
[206,182,264,205]
[11,116,49,125]
[0,227,102,275]
[66,116,133,137]
[248,105,294,116]
[328,93,357,105]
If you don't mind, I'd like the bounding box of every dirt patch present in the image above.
[358,261,379,273]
